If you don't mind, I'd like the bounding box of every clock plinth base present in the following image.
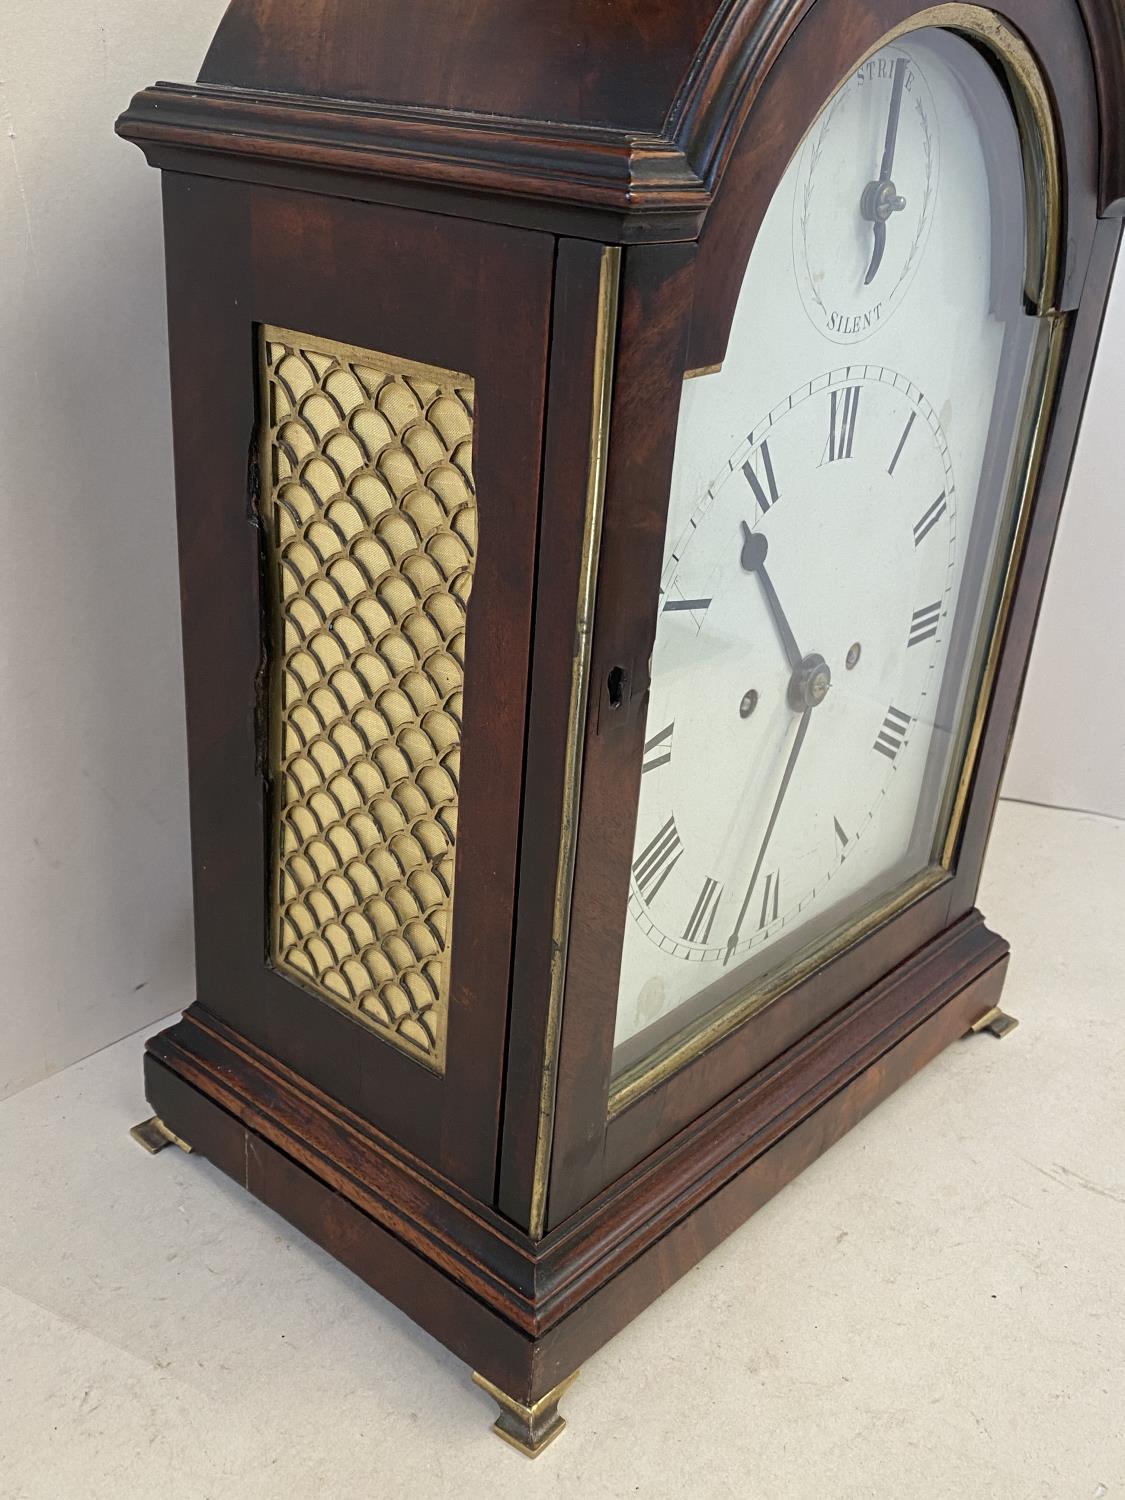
[132,911,1009,1435]
[130,1116,193,1155]
[472,1369,578,1457]
[968,1006,1019,1039]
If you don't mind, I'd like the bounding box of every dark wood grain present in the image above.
[161,173,553,1199]
[142,1054,542,1402]
[144,910,1006,1402]
[197,0,720,130]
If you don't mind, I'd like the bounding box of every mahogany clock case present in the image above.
[119,0,1125,1420]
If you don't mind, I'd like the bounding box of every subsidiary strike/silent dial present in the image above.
[794,48,940,343]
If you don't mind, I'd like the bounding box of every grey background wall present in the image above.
[0,4,221,1098]
[1001,259,1125,822]
[0,2,1121,1100]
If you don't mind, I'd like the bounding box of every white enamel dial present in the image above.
[633,367,954,973]
[614,28,1040,1060]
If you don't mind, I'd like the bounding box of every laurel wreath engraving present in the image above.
[799,103,839,317]
[887,91,937,303]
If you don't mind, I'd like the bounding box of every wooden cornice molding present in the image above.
[665,0,816,187]
[117,0,1125,231]
[148,913,1004,1338]
[116,83,710,240]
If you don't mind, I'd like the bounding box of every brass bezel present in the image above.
[880,4,1062,315]
[606,10,1066,1118]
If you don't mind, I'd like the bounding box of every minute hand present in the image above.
[863,57,909,285]
[725,707,812,964]
[878,56,908,183]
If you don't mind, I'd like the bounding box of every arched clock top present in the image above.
[118,0,1122,250]
[197,0,721,131]
[683,0,1113,373]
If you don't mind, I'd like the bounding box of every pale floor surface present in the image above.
[1,800,1122,1500]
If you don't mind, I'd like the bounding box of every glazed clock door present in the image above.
[546,15,1070,1225]
[161,177,555,1199]
[614,26,1049,1079]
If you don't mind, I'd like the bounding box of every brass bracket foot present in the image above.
[968,1006,1019,1039]
[471,1370,578,1457]
[130,1116,193,1155]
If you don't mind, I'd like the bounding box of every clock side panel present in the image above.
[159,173,554,1198]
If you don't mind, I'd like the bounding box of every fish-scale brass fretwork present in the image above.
[260,326,477,1070]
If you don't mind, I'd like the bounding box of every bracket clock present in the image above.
[120,0,1125,1456]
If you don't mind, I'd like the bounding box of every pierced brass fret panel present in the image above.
[260,326,477,1071]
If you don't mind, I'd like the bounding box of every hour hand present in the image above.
[865,218,887,285]
[740,522,803,671]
